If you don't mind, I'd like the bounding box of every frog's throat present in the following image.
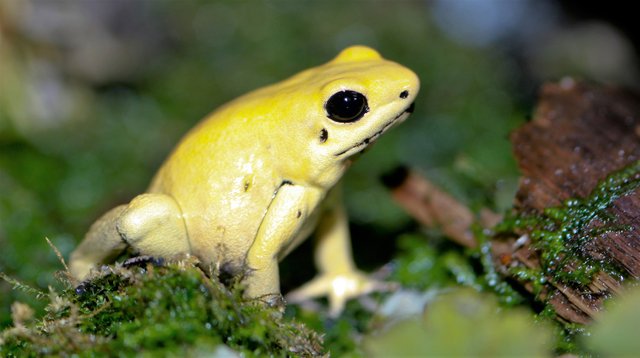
[333,102,415,157]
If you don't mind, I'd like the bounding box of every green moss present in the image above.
[489,160,640,355]
[390,233,462,290]
[290,307,367,357]
[473,226,526,306]
[467,161,640,355]
[495,160,640,292]
[0,259,323,357]
[391,226,527,307]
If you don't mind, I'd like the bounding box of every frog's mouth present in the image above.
[334,102,415,157]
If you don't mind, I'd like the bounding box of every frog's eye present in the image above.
[325,90,369,123]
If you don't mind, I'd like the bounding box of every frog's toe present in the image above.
[286,271,395,317]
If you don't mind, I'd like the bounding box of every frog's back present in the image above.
[146,45,419,268]
[147,69,318,259]
[148,101,284,265]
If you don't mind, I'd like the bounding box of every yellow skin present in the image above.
[69,46,419,316]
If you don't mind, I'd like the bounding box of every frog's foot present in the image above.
[286,271,395,317]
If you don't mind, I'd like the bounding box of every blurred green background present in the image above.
[1,0,638,327]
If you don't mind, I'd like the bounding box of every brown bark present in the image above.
[382,167,478,249]
[505,80,640,323]
[386,80,640,324]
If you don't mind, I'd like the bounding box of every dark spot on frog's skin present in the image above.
[216,225,226,238]
[296,210,301,218]
[400,90,409,99]
[244,181,250,192]
[273,180,294,196]
[319,128,328,143]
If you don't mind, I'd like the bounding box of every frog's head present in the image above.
[314,46,419,160]
[236,46,419,187]
[283,46,419,185]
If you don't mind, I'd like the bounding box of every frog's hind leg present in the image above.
[69,205,128,280]
[69,193,190,280]
[116,193,191,258]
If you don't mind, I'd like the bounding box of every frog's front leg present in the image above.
[69,193,190,280]
[286,186,392,316]
[244,183,322,306]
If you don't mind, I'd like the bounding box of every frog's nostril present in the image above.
[399,90,409,99]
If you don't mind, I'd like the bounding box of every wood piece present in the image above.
[506,80,639,322]
[386,79,639,323]
[383,167,478,249]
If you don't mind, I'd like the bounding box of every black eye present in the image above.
[325,90,369,123]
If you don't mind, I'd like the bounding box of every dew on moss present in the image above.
[495,160,639,314]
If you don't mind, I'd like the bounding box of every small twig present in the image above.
[45,237,69,273]
[0,272,47,300]
[382,166,482,248]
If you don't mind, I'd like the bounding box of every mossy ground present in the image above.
[2,155,640,356]
[1,257,323,357]
[492,160,640,354]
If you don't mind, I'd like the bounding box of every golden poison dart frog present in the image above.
[70,46,419,316]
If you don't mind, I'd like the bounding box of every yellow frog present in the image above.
[69,46,419,316]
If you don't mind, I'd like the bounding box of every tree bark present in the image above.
[504,80,640,323]
[386,80,640,324]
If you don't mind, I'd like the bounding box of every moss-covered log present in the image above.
[500,80,640,323]
[386,80,640,324]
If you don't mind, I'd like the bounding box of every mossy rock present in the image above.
[0,257,323,357]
